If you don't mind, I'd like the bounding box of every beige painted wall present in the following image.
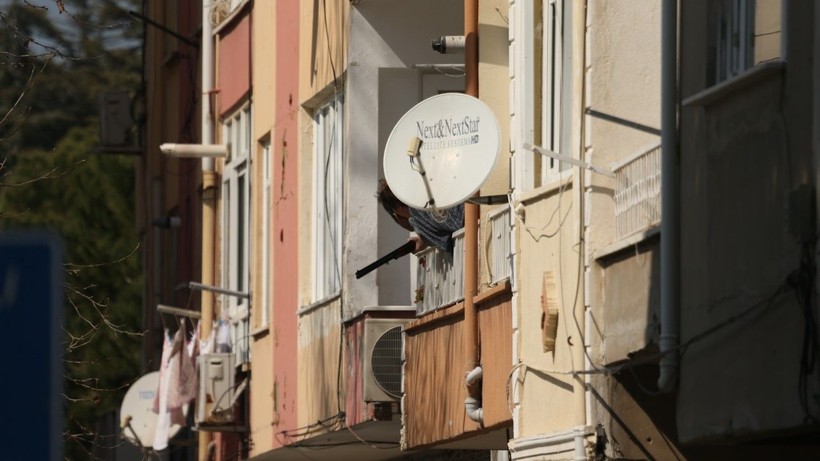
[299,0,348,106]
[248,1,276,456]
[515,181,581,436]
[297,299,344,431]
[478,0,512,291]
[584,0,661,258]
[585,0,662,359]
[297,0,349,309]
[293,0,349,436]
[584,2,663,455]
[512,0,663,441]
[253,2,276,142]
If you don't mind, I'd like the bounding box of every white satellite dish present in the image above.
[383,93,500,210]
[119,371,185,447]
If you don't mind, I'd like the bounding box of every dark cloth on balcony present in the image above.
[409,204,464,252]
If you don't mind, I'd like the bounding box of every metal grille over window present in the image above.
[613,145,662,239]
[489,207,512,284]
[370,326,404,399]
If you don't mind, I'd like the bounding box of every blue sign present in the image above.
[0,232,63,461]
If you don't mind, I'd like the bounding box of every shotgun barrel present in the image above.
[355,241,416,279]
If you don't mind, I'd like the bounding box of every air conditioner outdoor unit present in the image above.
[196,353,235,425]
[362,319,408,402]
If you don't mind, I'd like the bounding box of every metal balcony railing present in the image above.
[415,229,464,316]
[612,144,662,239]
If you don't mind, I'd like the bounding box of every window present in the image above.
[222,104,251,363]
[537,0,572,186]
[510,0,573,192]
[258,141,271,329]
[713,0,781,83]
[312,94,344,301]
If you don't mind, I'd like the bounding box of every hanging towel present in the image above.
[168,322,199,416]
[152,329,174,451]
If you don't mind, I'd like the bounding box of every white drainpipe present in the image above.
[465,366,484,423]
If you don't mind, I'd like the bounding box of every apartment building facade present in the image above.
[134,1,820,460]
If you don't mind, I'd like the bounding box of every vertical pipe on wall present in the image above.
[814,0,820,282]
[658,0,680,392]
[199,3,216,460]
[463,0,482,424]
[570,0,589,461]
[571,2,588,459]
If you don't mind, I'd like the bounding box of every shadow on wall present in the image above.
[354,0,464,67]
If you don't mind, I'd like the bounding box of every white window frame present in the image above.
[259,141,271,328]
[222,103,251,364]
[311,94,344,302]
[511,0,573,193]
[540,0,574,186]
[540,0,565,184]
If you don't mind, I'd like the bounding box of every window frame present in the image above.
[711,0,783,85]
[311,93,345,302]
[511,0,574,193]
[221,103,252,363]
[539,0,568,184]
[257,140,271,330]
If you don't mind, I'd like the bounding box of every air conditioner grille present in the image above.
[370,326,403,399]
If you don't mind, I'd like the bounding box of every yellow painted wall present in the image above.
[248,1,276,456]
[249,334,274,454]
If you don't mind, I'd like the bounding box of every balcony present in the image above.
[403,219,513,449]
[415,229,465,316]
[612,144,662,239]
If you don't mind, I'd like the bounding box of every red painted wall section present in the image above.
[218,14,251,116]
[271,0,300,447]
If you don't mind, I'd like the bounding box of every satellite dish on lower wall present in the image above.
[119,371,185,448]
[383,93,501,210]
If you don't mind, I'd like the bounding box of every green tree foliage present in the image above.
[0,0,142,458]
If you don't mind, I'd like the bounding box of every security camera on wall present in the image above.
[431,35,465,54]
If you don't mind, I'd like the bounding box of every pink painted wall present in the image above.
[271,0,300,447]
[218,14,251,116]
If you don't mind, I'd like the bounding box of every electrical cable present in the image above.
[506,277,795,397]
[319,0,348,419]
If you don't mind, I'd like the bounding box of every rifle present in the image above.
[355,241,415,279]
